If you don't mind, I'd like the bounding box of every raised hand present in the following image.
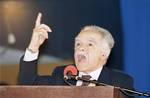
[28,13,52,53]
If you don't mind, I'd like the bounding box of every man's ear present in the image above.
[101,47,111,60]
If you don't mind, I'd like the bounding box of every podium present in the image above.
[0,86,125,98]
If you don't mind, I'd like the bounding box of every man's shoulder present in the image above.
[104,67,134,89]
[51,64,75,75]
[53,64,75,70]
[110,68,132,79]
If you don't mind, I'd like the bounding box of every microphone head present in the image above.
[63,64,77,79]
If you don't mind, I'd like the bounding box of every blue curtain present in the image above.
[120,0,150,96]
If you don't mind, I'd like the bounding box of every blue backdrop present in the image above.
[120,0,150,96]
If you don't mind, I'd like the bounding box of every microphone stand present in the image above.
[65,75,150,97]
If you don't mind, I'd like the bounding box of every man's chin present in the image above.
[76,64,87,71]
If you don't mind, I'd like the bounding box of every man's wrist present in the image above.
[27,47,39,53]
[23,48,39,61]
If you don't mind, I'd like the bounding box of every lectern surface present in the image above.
[0,86,125,98]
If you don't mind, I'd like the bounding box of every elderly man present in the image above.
[19,13,133,90]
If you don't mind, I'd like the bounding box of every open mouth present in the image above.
[77,54,86,62]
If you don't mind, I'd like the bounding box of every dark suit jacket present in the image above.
[18,56,134,90]
[18,56,135,98]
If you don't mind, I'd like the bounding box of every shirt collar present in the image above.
[78,66,103,80]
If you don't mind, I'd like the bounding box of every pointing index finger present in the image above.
[35,12,42,27]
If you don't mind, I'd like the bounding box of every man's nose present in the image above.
[79,46,86,51]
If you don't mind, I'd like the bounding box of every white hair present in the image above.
[80,25,115,49]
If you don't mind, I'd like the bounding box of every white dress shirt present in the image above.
[76,67,103,86]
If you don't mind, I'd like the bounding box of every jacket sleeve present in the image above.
[18,55,38,85]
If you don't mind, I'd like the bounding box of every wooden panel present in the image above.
[0,86,125,98]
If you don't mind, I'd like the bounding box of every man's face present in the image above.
[74,31,105,73]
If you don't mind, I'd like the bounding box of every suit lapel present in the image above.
[97,66,111,85]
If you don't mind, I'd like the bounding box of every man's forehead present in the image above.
[75,32,102,41]
[75,37,95,41]
[75,36,100,45]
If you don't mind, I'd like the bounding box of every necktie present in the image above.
[81,75,91,86]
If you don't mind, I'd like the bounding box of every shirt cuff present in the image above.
[23,49,39,61]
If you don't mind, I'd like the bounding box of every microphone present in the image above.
[63,64,78,80]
